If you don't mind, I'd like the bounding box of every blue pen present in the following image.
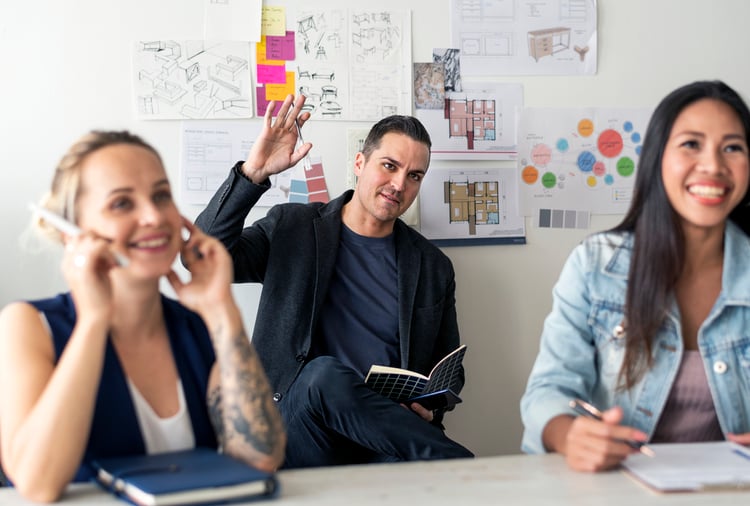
[569,399,656,457]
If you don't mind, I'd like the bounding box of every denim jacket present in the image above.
[521,221,750,454]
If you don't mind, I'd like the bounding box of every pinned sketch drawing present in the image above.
[419,167,525,245]
[134,40,253,120]
[293,9,411,121]
[450,0,597,76]
[527,27,570,62]
[416,83,523,160]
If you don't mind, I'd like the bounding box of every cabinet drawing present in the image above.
[527,27,571,62]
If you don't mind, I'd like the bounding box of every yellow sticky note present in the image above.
[261,6,286,37]
[265,72,296,101]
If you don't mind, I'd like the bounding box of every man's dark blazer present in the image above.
[195,163,464,405]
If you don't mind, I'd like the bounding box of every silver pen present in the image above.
[29,202,129,267]
[569,398,655,457]
[295,120,312,171]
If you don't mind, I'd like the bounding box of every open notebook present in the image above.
[621,441,750,493]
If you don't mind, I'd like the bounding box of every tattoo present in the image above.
[207,385,225,448]
[210,324,284,461]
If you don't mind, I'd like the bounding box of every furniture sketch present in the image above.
[312,70,335,81]
[215,55,247,81]
[320,101,342,116]
[297,15,316,35]
[134,39,249,120]
[574,45,589,61]
[527,27,571,61]
[298,86,321,102]
[321,85,337,99]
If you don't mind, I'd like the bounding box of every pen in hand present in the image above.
[29,202,130,267]
[569,399,656,457]
[294,119,312,171]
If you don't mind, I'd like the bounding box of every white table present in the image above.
[1,453,747,505]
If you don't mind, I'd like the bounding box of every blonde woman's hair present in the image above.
[35,130,161,242]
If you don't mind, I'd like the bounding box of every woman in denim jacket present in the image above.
[521,81,750,472]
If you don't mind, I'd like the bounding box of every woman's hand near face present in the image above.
[170,218,286,471]
[62,233,119,325]
[167,218,235,321]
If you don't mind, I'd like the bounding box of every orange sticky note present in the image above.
[265,72,296,101]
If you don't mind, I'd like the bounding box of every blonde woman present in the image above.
[0,131,285,501]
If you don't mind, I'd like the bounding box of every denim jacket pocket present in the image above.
[589,299,627,383]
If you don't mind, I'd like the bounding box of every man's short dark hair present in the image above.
[361,115,432,160]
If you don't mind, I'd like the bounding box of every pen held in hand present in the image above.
[294,120,312,171]
[29,202,130,267]
[569,399,656,457]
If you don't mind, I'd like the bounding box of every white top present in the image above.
[37,311,196,454]
[126,379,195,454]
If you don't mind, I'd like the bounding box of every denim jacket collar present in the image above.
[601,232,632,280]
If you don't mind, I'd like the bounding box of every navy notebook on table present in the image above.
[92,447,279,505]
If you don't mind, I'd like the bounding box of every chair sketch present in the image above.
[321,85,338,99]
[312,70,335,81]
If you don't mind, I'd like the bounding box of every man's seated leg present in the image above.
[278,356,473,468]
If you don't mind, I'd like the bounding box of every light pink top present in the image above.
[651,350,724,443]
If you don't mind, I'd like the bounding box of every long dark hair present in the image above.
[611,80,750,389]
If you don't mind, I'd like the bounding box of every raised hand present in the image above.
[241,94,312,184]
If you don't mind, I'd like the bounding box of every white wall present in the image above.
[1,0,749,457]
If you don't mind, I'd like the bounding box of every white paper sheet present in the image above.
[622,442,750,493]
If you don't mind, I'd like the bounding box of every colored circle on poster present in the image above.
[522,165,539,184]
[531,143,552,166]
[636,145,642,155]
[586,175,597,187]
[593,161,606,176]
[617,156,636,177]
[541,172,557,189]
[577,150,596,172]
[556,138,570,152]
[598,129,624,158]
[631,132,641,143]
[604,174,615,185]
[578,118,594,137]
[623,121,633,133]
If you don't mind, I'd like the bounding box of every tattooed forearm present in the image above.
[207,384,225,448]
[208,323,285,468]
